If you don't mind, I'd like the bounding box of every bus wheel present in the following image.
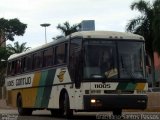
[50,109,62,117]
[60,93,73,118]
[17,95,32,116]
[112,109,122,116]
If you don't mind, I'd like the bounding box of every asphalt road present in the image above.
[0,109,160,120]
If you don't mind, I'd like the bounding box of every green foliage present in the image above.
[126,0,160,58]
[0,47,10,61]
[0,18,27,86]
[7,41,30,54]
[0,18,27,45]
[152,0,160,55]
[0,47,10,86]
[57,21,79,36]
[0,42,30,86]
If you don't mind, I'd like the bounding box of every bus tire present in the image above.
[17,95,32,116]
[60,92,73,118]
[112,109,122,116]
[50,109,62,117]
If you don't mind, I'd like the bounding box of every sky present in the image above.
[0,0,146,48]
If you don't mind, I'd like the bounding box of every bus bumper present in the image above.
[83,95,148,111]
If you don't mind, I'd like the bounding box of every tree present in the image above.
[57,21,79,36]
[126,0,155,59]
[0,18,27,86]
[152,0,160,54]
[126,0,160,86]
[0,47,10,86]
[0,18,27,46]
[7,41,30,54]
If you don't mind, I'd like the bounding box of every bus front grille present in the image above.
[104,90,134,94]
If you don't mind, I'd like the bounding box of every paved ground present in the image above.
[0,109,160,120]
[0,99,11,109]
[1,99,160,120]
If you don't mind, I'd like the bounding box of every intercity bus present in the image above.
[5,31,148,117]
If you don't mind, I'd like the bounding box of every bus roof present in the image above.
[8,31,144,60]
[71,31,144,40]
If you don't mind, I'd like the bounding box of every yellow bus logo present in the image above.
[57,69,66,82]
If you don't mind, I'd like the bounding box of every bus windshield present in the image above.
[83,40,145,80]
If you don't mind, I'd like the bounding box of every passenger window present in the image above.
[55,43,67,65]
[43,47,54,67]
[11,61,16,75]
[7,62,12,76]
[16,59,21,74]
[21,57,27,72]
[26,55,32,71]
[33,52,43,69]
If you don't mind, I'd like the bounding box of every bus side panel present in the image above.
[35,69,56,108]
[48,86,61,109]
[22,88,38,108]
[48,67,74,109]
[11,89,22,108]
[35,87,45,108]
[32,71,41,87]
[35,70,48,108]
[48,84,75,109]
[22,71,41,108]
[41,69,55,108]
[6,90,12,105]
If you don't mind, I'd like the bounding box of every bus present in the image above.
[5,31,148,117]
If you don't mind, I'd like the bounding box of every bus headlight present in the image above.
[91,99,96,103]
[90,99,102,107]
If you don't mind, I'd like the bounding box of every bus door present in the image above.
[69,37,83,109]
[69,37,82,89]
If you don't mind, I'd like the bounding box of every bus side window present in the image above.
[11,61,15,75]
[55,43,67,65]
[38,52,43,68]
[33,53,37,69]
[43,47,54,67]
[33,52,43,69]
[22,57,27,72]
[16,59,21,74]
[43,50,47,67]
[26,55,32,71]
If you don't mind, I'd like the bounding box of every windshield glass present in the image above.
[84,40,118,79]
[83,40,145,80]
[118,41,144,79]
